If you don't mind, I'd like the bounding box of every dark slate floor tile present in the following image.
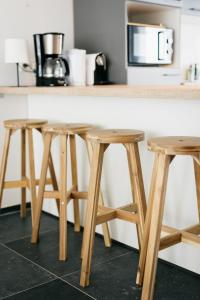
[155,261,200,300]
[6,224,131,277]
[4,279,93,300]
[0,244,55,299]
[0,211,58,243]
[63,251,141,300]
[64,251,200,300]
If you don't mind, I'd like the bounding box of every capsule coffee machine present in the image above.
[33,32,69,86]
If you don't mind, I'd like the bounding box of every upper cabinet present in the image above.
[135,0,182,8]
[183,0,200,16]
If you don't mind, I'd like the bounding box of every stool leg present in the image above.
[0,129,12,208]
[69,134,80,232]
[125,143,146,250]
[80,143,105,287]
[27,128,37,227]
[86,140,111,247]
[20,129,26,218]
[31,133,52,243]
[193,157,200,221]
[136,154,159,286]
[48,151,60,214]
[59,134,68,260]
[141,154,170,300]
[37,128,60,215]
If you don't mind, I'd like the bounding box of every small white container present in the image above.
[86,54,99,85]
[64,49,86,86]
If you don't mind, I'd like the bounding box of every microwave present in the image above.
[127,23,174,66]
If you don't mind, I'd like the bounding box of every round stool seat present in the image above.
[42,123,93,135]
[87,129,144,144]
[148,136,200,155]
[4,119,47,129]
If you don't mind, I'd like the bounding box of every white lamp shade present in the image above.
[5,38,29,64]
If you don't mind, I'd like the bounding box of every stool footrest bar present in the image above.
[4,180,27,189]
[71,191,88,199]
[182,232,200,246]
[159,223,200,250]
[183,223,200,235]
[160,232,182,250]
[96,204,139,225]
[96,206,116,225]
[43,191,61,199]
[3,178,53,189]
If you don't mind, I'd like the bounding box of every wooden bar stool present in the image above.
[80,129,146,287]
[0,119,58,226]
[137,137,200,300]
[31,123,111,261]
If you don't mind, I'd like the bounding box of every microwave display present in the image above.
[127,24,174,66]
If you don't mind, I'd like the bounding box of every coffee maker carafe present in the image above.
[33,32,69,86]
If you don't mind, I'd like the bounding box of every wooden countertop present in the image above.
[0,84,200,99]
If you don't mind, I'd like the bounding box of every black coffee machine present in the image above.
[33,32,69,86]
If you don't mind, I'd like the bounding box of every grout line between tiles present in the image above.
[0,278,56,300]
[62,250,132,279]
[0,242,57,278]
[2,227,57,245]
[58,277,96,300]
[0,243,96,300]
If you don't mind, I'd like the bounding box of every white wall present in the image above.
[0,0,74,86]
[28,95,200,275]
[0,0,74,208]
[0,96,29,208]
[181,14,200,79]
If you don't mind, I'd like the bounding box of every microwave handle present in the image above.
[158,31,165,61]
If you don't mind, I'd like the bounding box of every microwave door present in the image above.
[130,26,147,64]
[158,31,165,62]
[145,27,159,64]
[130,27,156,64]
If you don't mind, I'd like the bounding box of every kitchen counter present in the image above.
[1,84,200,276]
[1,84,200,99]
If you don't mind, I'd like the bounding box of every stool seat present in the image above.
[148,136,200,155]
[87,129,144,144]
[42,123,93,135]
[4,119,47,129]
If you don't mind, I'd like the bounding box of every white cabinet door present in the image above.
[135,0,182,8]
[127,67,182,85]
[182,0,200,16]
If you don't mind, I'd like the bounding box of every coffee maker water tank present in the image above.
[43,32,64,55]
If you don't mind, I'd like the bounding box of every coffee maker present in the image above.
[33,32,69,86]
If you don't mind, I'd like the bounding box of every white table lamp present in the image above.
[5,38,29,86]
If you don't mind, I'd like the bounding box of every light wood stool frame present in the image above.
[31,128,111,261]
[80,131,146,287]
[0,120,58,227]
[137,146,200,300]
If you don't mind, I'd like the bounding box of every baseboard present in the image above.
[0,203,31,215]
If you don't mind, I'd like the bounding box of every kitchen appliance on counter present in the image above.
[86,53,108,85]
[33,32,69,86]
[64,49,86,86]
[127,23,174,66]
